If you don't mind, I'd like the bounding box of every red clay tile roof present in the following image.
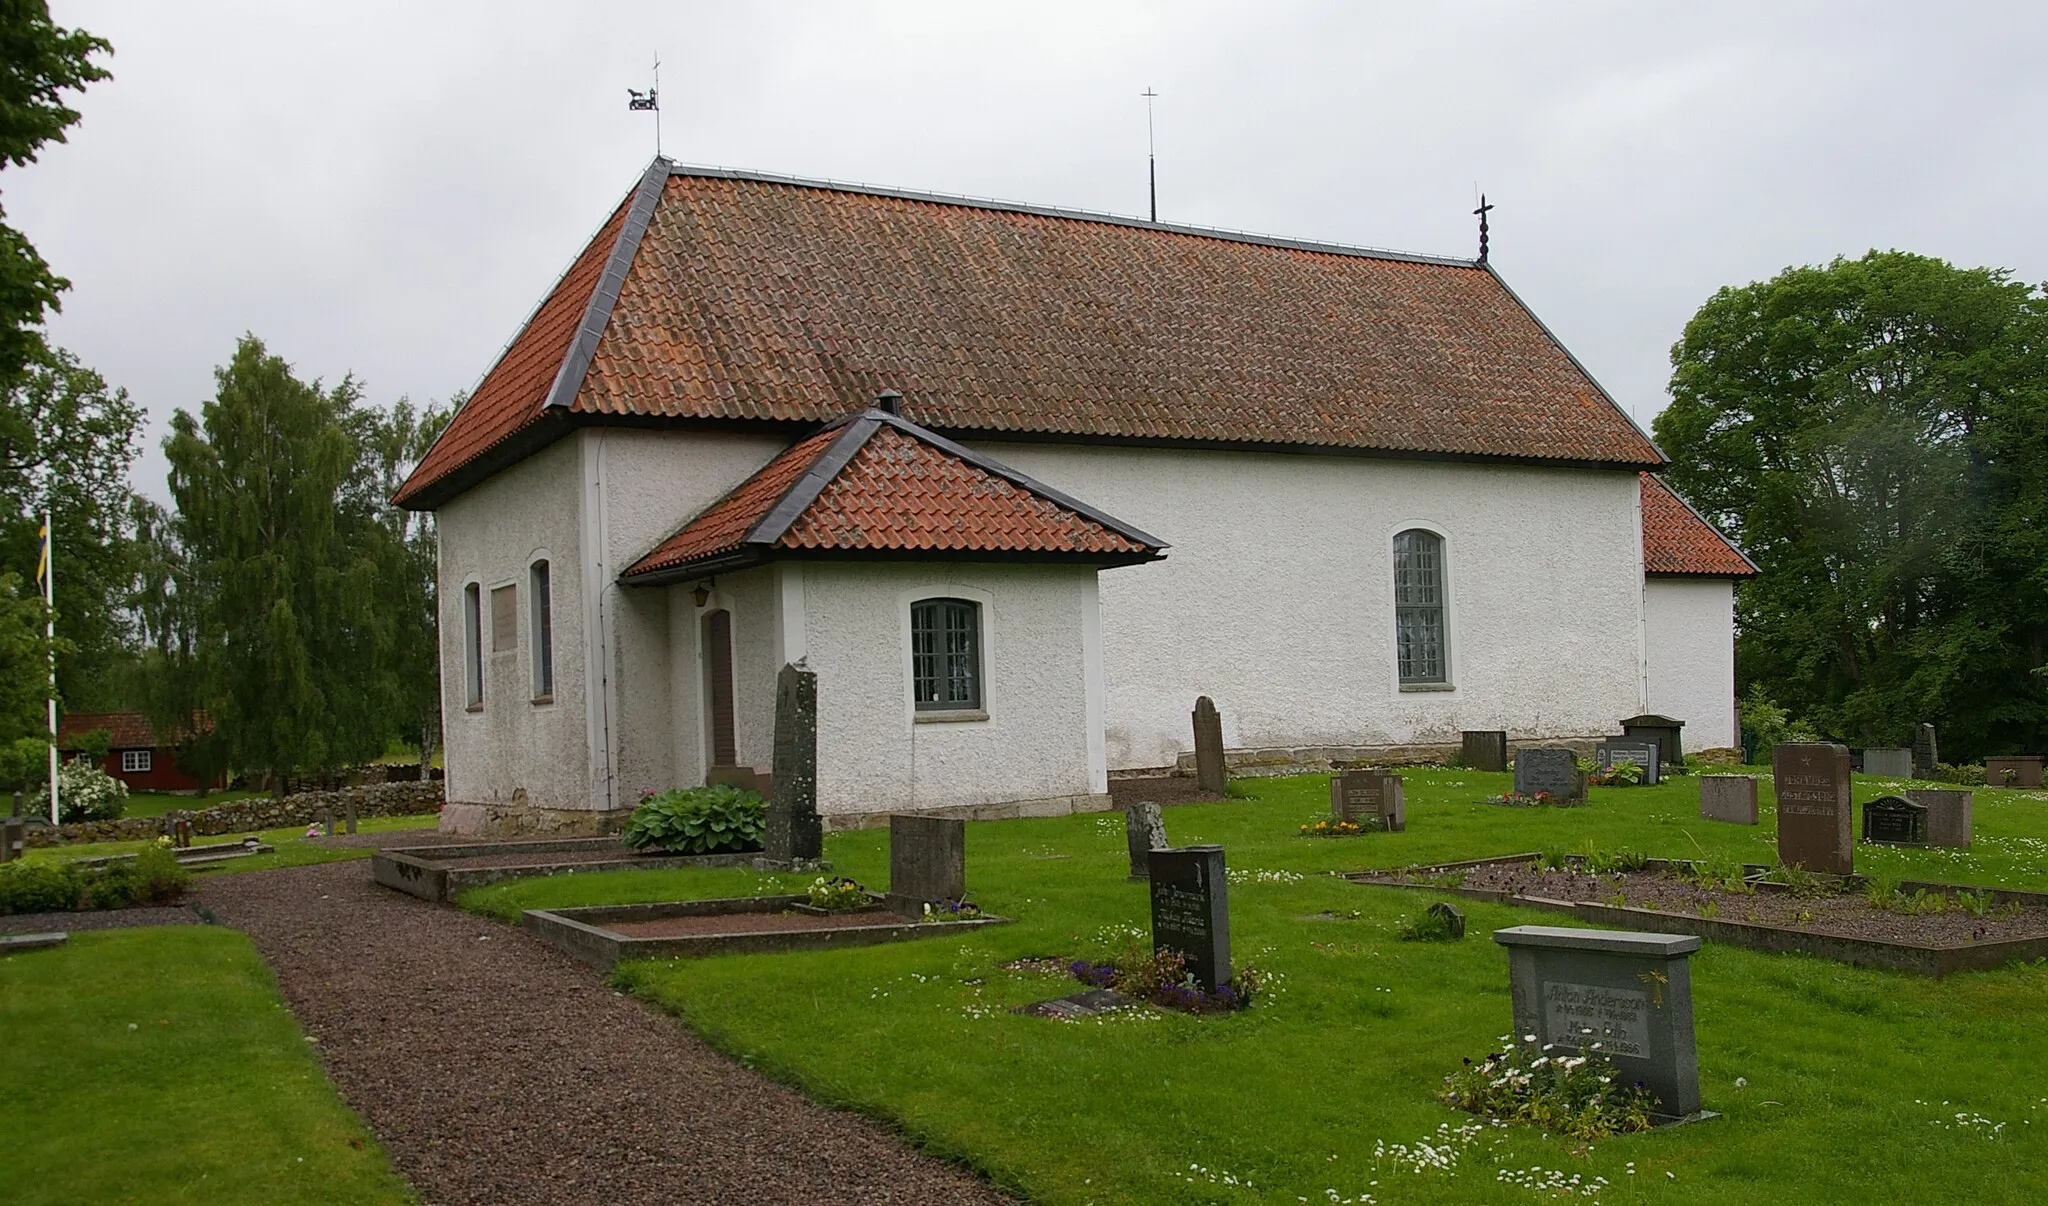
[396,162,1664,509]
[55,711,210,749]
[623,411,1164,581]
[1641,474,1756,578]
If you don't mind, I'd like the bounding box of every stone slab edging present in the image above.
[523,896,1011,970]
[371,838,756,903]
[1349,854,2048,978]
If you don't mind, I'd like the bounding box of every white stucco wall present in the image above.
[436,437,588,811]
[1643,577,1738,750]
[966,443,1648,770]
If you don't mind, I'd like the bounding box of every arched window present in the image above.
[529,560,553,701]
[462,582,484,707]
[1393,529,1448,685]
[911,597,982,711]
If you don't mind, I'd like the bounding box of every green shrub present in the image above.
[0,849,189,915]
[621,784,765,854]
[1741,686,1818,754]
[0,861,84,914]
[130,847,189,903]
[23,758,130,823]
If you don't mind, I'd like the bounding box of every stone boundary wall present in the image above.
[22,782,444,848]
[1164,739,1612,780]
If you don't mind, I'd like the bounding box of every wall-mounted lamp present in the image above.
[693,580,713,608]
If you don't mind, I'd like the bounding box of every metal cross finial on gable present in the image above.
[1473,193,1495,264]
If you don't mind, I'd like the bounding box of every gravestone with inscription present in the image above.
[1513,747,1587,803]
[1773,743,1854,875]
[763,663,823,866]
[1461,730,1508,773]
[1192,696,1227,796]
[1148,845,1230,991]
[1862,795,1929,846]
[887,814,966,912]
[1984,756,2045,789]
[1907,788,1971,848]
[1494,925,1704,1120]
[1330,770,1406,832]
[1861,748,1913,779]
[1698,775,1758,825]
[1594,740,1661,785]
[1125,801,1168,880]
[1619,714,1686,771]
[1913,724,1939,780]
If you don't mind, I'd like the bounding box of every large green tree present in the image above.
[1657,250,2048,759]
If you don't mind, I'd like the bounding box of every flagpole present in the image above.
[43,508,57,825]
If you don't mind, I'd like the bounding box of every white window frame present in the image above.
[121,749,152,774]
[899,584,993,723]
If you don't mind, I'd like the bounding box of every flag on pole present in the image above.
[35,518,49,591]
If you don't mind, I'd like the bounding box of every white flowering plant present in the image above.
[25,757,129,823]
[1439,1035,1655,1138]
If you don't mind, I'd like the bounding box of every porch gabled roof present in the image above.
[621,409,1166,584]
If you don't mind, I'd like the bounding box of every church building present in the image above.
[394,158,1753,835]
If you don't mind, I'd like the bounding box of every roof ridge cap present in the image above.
[544,156,673,413]
[740,414,881,547]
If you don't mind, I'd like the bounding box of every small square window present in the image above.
[911,598,982,712]
[121,749,152,774]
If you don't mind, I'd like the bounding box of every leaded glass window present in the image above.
[1394,529,1448,684]
[911,598,982,711]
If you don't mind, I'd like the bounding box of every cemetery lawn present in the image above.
[461,769,2048,1205]
[0,926,411,1205]
[21,814,440,876]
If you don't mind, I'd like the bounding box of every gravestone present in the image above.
[1192,696,1227,796]
[763,663,823,865]
[1330,770,1406,832]
[1698,775,1759,825]
[1861,748,1913,779]
[887,814,966,912]
[1427,901,1466,939]
[1016,989,1132,1020]
[1907,788,1972,848]
[1984,756,2045,789]
[1619,714,1685,771]
[346,789,361,835]
[172,815,193,849]
[1773,743,1854,875]
[1494,926,1704,1120]
[1,817,21,863]
[1913,724,1939,780]
[1147,845,1230,992]
[1461,730,1508,773]
[1513,747,1586,803]
[313,807,335,838]
[1125,801,1168,880]
[1862,795,1928,846]
[1594,740,1661,785]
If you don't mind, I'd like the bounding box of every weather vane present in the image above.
[1473,192,1494,264]
[1142,87,1159,223]
[628,55,661,157]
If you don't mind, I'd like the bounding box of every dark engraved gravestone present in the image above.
[887,814,966,912]
[1773,743,1854,875]
[764,662,823,865]
[1192,696,1227,796]
[1907,788,1971,848]
[0,817,21,863]
[1147,845,1230,992]
[1513,748,1586,803]
[1862,795,1928,846]
[1594,741,1661,785]
[1125,801,1168,880]
[1913,724,1939,780]
[1698,775,1758,825]
[1619,714,1685,771]
[1461,730,1508,773]
[1494,926,1705,1121]
[1861,748,1913,779]
[1016,988,1132,1020]
[1330,770,1406,831]
[1984,756,2045,789]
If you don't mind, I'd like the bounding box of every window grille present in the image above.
[1394,530,1448,684]
[121,749,152,773]
[530,561,553,700]
[911,598,981,711]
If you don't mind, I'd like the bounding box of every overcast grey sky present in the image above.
[16,1,2048,498]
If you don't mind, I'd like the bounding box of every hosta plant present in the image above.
[620,784,765,854]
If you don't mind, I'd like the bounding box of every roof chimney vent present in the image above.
[875,389,903,416]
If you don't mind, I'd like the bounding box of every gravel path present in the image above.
[199,862,1012,1206]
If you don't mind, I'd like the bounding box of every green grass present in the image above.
[0,927,412,1204]
[25,813,441,877]
[123,789,262,819]
[462,769,2048,1204]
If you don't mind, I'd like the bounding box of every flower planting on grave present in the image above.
[1061,935,1265,1014]
[1484,789,1572,807]
[805,875,874,911]
[1587,761,1645,787]
[621,784,766,854]
[1439,1035,1657,1138]
[1297,817,1373,837]
[0,847,188,914]
[919,897,982,922]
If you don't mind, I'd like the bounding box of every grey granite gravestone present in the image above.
[887,814,966,912]
[1698,775,1759,825]
[763,662,823,865]
[346,789,361,835]
[1494,926,1705,1120]
[1620,714,1686,771]
[1985,756,2045,789]
[1331,770,1405,831]
[313,807,334,838]
[1513,747,1586,803]
[1192,696,1227,796]
[1461,730,1508,773]
[1913,724,1939,780]
[1595,740,1661,785]
[1907,788,1972,848]
[1861,748,1913,779]
[0,817,21,862]
[1862,795,1928,846]
[1773,743,1854,875]
[1148,845,1230,991]
[1125,801,1168,880]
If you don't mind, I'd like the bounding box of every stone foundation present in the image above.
[1167,739,1611,780]
[438,801,631,839]
[821,792,1114,832]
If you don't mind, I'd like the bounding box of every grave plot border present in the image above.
[1349,854,2048,978]
[371,838,755,903]
[522,896,1010,970]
